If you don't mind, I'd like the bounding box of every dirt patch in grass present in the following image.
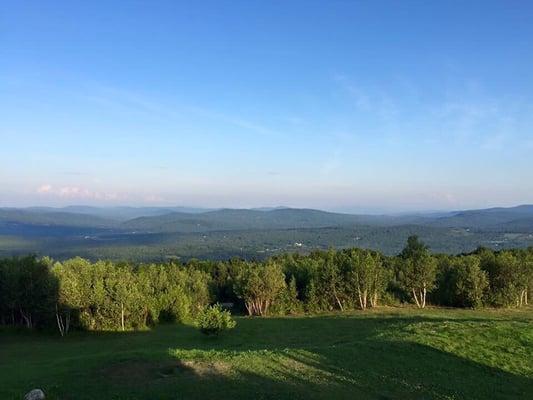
[177,360,231,377]
[100,360,159,384]
[100,359,231,385]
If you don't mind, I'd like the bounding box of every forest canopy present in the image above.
[1,237,532,335]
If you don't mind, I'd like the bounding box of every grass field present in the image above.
[1,307,532,399]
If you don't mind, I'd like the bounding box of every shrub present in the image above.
[196,304,236,335]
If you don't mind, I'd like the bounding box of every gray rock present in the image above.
[24,389,45,400]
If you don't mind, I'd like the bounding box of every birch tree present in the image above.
[235,261,286,316]
[318,250,346,311]
[398,236,437,308]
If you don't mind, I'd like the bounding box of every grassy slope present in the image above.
[1,307,532,400]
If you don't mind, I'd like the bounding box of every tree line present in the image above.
[0,236,531,335]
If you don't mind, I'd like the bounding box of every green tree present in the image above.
[398,236,437,308]
[52,260,78,336]
[304,279,320,313]
[108,265,144,331]
[517,250,533,306]
[345,250,389,309]
[235,261,286,316]
[317,250,346,311]
[15,256,56,328]
[272,275,302,314]
[452,256,488,308]
[0,258,18,326]
[480,250,523,307]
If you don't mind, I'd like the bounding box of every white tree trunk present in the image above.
[333,289,344,311]
[412,289,421,308]
[121,303,125,331]
[55,304,65,337]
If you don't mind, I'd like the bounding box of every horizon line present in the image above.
[1,202,532,216]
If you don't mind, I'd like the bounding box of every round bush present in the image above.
[196,304,236,335]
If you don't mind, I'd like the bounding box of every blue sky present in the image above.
[1,1,533,212]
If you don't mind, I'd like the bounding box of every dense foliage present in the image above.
[1,236,532,334]
[196,303,236,335]
[3,223,533,263]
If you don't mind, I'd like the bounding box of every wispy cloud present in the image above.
[35,184,119,200]
[334,74,400,121]
[334,73,533,150]
[333,74,373,112]
[186,105,278,136]
[82,83,278,137]
[34,183,172,205]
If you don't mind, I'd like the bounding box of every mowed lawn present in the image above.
[1,307,532,400]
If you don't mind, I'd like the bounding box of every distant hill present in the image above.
[0,208,116,228]
[425,205,533,230]
[120,208,392,233]
[1,204,532,260]
[3,204,533,233]
[25,205,213,221]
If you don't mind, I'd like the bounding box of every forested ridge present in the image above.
[2,205,533,262]
[1,237,532,335]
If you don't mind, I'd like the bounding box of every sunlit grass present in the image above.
[388,317,533,376]
[1,307,532,399]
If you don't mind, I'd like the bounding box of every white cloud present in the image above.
[36,184,53,193]
[144,194,165,203]
[36,184,119,201]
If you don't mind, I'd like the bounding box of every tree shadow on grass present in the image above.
[100,339,532,400]
[111,315,532,400]
[3,313,532,400]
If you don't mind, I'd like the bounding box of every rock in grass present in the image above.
[24,389,45,400]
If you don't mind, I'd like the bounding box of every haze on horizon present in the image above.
[2,1,533,213]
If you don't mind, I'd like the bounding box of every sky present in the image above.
[1,1,533,213]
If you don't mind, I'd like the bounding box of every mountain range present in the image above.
[2,205,533,232]
[1,205,532,260]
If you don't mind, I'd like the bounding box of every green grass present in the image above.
[1,307,532,399]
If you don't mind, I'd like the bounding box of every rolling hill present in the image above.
[120,208,376,233]
[3,205,533,233]
[1,204,532,261]
[24,205,212,221]
[0,208,116,228]
[424,205,533,230]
